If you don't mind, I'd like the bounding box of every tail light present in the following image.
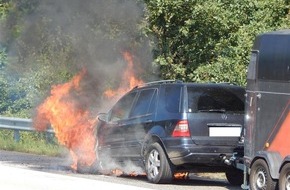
[172,120,190,137]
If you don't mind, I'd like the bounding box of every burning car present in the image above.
[96,80,245,185]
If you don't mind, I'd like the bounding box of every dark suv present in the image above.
[96,80,245,185]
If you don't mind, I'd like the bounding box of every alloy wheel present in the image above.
[147,149,161,179]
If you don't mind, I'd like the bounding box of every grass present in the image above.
[0,129,64,157]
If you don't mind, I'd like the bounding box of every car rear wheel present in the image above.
[249,159,277,190]
[145,142,173,183]
[279,163,290,190]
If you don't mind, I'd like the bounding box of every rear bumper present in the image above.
[162,137,243,166]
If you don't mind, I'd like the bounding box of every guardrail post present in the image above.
[13,129,20,142]
[45,132,54,144]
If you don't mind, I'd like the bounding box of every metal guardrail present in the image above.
[0,116,54,143]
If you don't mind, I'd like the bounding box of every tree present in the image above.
[0,50,9,114]
[144,0,290,85]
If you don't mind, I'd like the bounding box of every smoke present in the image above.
[104,160,145,176]
[96,122,148,175]
[2,0,156,106]
[0,0,159,175]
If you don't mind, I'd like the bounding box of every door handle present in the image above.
[145,120,153,124]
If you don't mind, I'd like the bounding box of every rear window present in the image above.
[187,86,244,113]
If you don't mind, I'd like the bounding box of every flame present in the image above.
[104,51,144,99]
[34,69,97,170]
[174,172,189,180]
[33,51,144,172]
[110,169,146,177]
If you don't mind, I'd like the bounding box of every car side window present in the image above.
[109,92,137,121]
[187,90,202,113]
[130,89,156,117]
[148,90,157,114]
[165,86,181,113]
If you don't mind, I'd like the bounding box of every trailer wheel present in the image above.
[279,163,290,190]
[249,159,277,190]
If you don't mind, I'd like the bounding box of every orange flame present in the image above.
[174,172,189,180]
[34,51,144,171]
[34,69,97,170]
[104,51,144,99]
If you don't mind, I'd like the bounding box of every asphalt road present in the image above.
[0,164,151,190]
[0,150,243,190]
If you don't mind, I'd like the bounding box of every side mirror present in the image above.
[97,113,119,126]
[97,113,109,122]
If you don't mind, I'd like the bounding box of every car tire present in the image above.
[279,163,290,190]
[225,168,244,186]
[249,159,277,190]
[145,142,173,184]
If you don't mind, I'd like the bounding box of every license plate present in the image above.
[209,126,241,137]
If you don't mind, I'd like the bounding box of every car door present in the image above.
[121,88,157,159]
[98,91,138,159]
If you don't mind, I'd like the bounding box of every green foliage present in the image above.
[0,47,10,114]
[0,130,63,156]
[0,77,9,113]
[145,0,290,85]
[0,1,12,20]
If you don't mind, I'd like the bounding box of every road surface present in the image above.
[0,150,243,190]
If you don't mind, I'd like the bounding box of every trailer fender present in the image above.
[251,151,283,179]
[279,156,290,173]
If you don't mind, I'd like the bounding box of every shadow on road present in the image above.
[118,174,242,190]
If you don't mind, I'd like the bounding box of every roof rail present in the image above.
[218,82,238,86]
[135,80,183,88]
